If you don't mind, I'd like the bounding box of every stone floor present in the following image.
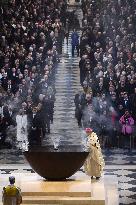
[0,5,136,205]
[43,30,82,147]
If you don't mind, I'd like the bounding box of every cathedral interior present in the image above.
[0,0,136,205]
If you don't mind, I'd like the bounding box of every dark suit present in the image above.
[1,77,8,91]
[74,92,86,127]
[28,111,44,146]
[0,117,7,145]
[120,98,132,112]
[42,100,51,133]
[3,109,16,126]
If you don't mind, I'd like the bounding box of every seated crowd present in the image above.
[75,0,136,148]
[0,0,68,148]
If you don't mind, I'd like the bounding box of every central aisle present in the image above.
[43,9,83,147]
[50,37,82,144]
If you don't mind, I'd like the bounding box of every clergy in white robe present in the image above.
[16,109,28,150]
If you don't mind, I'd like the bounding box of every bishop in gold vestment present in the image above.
[84,128,105,179]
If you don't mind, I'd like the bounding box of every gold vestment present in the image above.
[84,132,105,177]
[2,185,22,205]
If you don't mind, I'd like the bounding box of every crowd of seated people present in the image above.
[0,0,68,148]
[75,0,136,148]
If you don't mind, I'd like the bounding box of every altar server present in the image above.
[2,176,22,205]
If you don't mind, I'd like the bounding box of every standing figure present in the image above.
[119,110,134,147]
[16,109,28,151]
[71,29,79,57]
[28,106,42,146]
[65,19,70,46]
[119,110,134,135]
[2,176,22,205]
[42,96,51,134]
[0,115,7,146]
[84,128,105,179]
[74,88,86,127]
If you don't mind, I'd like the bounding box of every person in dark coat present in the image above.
[71,29,79,57]
[79,55,88,86]
[28,106,43,146]
[74,88,86,127]
[42,96,51,134]
[120,93,132,112]
[0,115,7,146]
